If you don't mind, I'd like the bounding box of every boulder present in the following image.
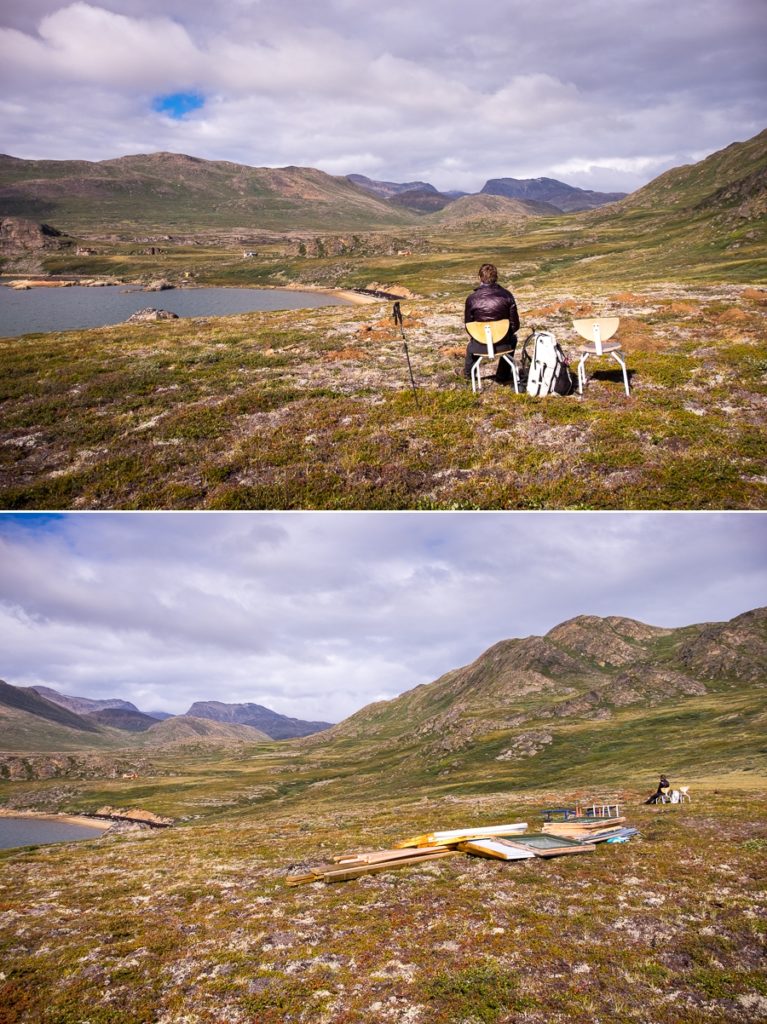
[0,217,68,254]
[126,308,179,323]
[144,279,174,291]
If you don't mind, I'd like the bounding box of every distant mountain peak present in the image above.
[31,685,140,715]
[347,173,439,197]
[480,176,627,212]
[185,700,332,740]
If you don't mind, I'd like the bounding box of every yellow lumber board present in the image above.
[322,849,457,883]
[395,822,528,849]
[333,847,449,865]
[543,818,625,834]
[542,827,624,841]
[285,869,327,887]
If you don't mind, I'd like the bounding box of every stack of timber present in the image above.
[284,816,636,886]
[285,821,527,886]
[542,816,626,841]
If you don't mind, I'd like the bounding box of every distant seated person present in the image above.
[463,263,520,383]
[644,774,670,804]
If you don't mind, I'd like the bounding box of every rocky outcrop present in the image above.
[144,279,174,291]
[676,607,767,682]
[545,615,664,667]
[0,217,70,254]
[495,731,553,761]
[125,308,179,323]
[94,805,174,827]
[0,753,154,781]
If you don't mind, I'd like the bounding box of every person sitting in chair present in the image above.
[645,774,670,804]
[463,263,520,383]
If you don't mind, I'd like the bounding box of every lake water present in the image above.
[0,285,352,338]
[0,816,107,849]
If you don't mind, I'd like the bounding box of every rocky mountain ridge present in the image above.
[30,685,141,716]
[302,607,767,763]
[0,681,274,752]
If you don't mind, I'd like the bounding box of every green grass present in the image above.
[1,281,765,509]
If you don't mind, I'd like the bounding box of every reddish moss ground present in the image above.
[1,787,765,1023]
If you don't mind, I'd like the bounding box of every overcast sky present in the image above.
[0,512,764,722]
[0,1,765,193]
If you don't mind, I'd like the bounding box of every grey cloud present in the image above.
[0,513,765,722]
[0,1,764,192]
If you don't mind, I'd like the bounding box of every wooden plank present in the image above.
[395,822,528,849]
[501,838,595,858]
[333,847,448,866]
[542,817,625,836]
[285,869,326,887]
[322,849,457,883]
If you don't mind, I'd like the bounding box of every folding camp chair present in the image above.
[572,316,630,396]
[465,320,520,394]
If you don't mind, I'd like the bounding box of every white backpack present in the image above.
[523,331,574,396]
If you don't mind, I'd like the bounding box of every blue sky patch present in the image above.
[152,92,205,119]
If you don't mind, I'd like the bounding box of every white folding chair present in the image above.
[572,317,630,396]
[465,319,519,394]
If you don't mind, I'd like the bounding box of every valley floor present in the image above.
[1,282,766,509]
[1,786,765,1024]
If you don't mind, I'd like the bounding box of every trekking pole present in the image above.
[392,301,420,408]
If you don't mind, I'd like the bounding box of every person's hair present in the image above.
[478,263,498,284]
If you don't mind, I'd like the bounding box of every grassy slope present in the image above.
[0,756,764,1023]
[0,706,122,753]
[1,281,765,510]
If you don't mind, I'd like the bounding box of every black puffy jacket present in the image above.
[464,282,520,331]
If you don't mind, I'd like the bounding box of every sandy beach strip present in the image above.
[0,808,112,830]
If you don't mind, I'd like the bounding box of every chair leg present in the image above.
[577,353,588,394]
[611,351,630,396]
[471,356,482,393]
[501,354,520,394]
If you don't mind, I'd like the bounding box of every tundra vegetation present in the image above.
[1,610,766,1022]
[1,133,765,509]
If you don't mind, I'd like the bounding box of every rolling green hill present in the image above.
[561,129,767,283]
[603,128,767,215]
[0,152,420,232]
[3,132,764,290]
